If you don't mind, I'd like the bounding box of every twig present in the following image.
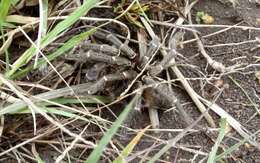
[150,20,260,31]
[166,1,216,127]
[229,76,260,115]
[181,21,244,45]
[197,94,260,149]
[169,64,216,127]
[140,5,216,127]
[187,13,228,73]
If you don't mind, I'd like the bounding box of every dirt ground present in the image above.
[1,0,260,163]
[115,1,260,162]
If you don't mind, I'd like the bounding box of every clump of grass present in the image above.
[85,95,138,163]
[4,0,99,79]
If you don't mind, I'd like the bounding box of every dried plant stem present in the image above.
[169,61,216,128]
[167,0,215,127]
[140,7,216,127]
[197,94,260,149]
[187,13,226,73]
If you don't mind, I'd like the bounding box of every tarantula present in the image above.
[61,27,190,129]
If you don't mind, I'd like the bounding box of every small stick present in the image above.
[65,50,132,67]
[168,53,216,127]
[141,6,216,127]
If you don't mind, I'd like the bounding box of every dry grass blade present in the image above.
[0,0,11,26]
[197,94,260,149]
[0,74,96,154]
[0,115,3,137]
[55,125,89,163]
[31,143,44,163]
[0,73,37,135]
[0,31,14,55]
[5,15,38,24]
[207,118,228,163]
[229,76,260,115]
[85,95,138,163]
[34,0,48,67]
[0,90,19,103]
[113,126,150,163]
[0,82,104,115]
[4,0,99,78]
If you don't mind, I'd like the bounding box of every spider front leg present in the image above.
[148,49,177,76]
[87,70,137,95]
[80,43,120,56]
[137,37,161,70]
[93,30,137,59]
[65,50,133,67]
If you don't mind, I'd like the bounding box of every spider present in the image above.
[61,27,190,129]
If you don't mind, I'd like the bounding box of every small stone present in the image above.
[255,71,260,84]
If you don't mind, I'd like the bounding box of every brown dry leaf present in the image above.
[255,71,260,84]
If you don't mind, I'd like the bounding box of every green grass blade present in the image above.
[214,139,248,161]
[207,118,228,163]
[42,0,48,35]
[36,156,45,163]
[0,0,11,69]
[11,0,19,6]
[10,28,96,79]
[113,126,149,163]
[16,106,91,123]
[0,0,11,27]
[50,96,111,105]
[2,22,16,28]
[34,0,49,67]
[85,95,138,163]
[5,0,99,78]
[0,93,107,115]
